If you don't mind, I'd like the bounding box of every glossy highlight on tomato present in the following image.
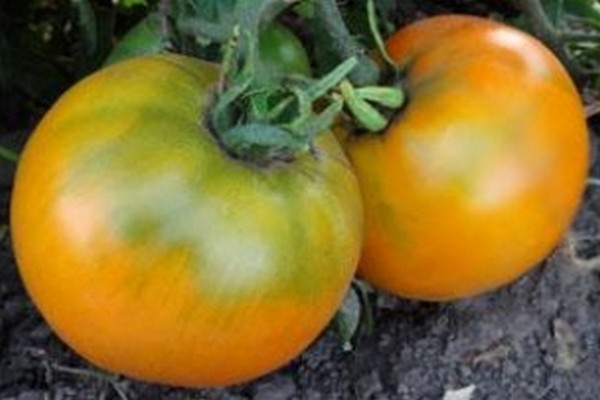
[340,15,589,301]
[10,54,362,387]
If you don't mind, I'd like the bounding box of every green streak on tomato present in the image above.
[11,54,361,387]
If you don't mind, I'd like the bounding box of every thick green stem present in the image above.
[176,18,232,42]
[175,0,296,44]
[231,0,302,75]
[211,0,297,134]
[367,0,396,69]
[313,0,380,86]
[158,0,172,44]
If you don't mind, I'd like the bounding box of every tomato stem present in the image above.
[307,0,406,134]
[158,0,173,46]
[313,0,380,86]
[212,52,358,164]
[175,18,232,43]
[366,0,396,71]
[207,1,362,165]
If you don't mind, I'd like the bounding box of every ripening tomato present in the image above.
[104,20,311,82]
[339,15,589,301]
[11,54,362,387]
[258,22,312,81]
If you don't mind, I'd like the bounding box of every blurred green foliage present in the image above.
[116,0,148,7]
[0,0,152,128]
[2,0,600,132]
[546,0,600,72]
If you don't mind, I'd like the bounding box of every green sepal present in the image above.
[334,285,361,351]
[305,56,359,101]
[355,86,405,108]
[340,80,388,132]
[286,95,344,141]
[220,123,307,163]
[211,26,253,135]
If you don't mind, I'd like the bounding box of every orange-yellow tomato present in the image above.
[11,54,362,387]
[339,15,589,301]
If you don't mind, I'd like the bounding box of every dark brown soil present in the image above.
[2,115,600,400]
[2,142,600,400]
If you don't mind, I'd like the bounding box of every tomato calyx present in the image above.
[199,0,357,166]
[337,79,405,133]
[340,0,408,134]
[312,0,381,86]
[188,0,406,163]
[210,29,357,165]
[309,0,406,134]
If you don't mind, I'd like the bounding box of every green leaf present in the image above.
[334,285,362,351]
[353,280,374,335]
[72,0,115,74]
[104,13,166,66]
[181,0,236,22]
[0,145,19,163]
[543,0,600,26]
[565,0,600,23]
[542,0,565,26]
[72,0,98,59]
[115,0,148,8]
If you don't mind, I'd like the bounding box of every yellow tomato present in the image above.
[339,15,589,301]
[11,54,362,386]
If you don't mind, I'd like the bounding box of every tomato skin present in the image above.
[340,15,589,301]
[10,54,362,387]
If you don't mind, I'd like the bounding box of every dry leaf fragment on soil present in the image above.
[442,385,476,400]
[553,318,581,370]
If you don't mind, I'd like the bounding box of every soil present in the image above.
[2,135,600,400]
[2,1,600,399]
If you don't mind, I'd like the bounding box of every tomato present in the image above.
[103,19,310,83]
[103,14,165,67]
[10,54,362,387]
[339,15,589,301]
[258,23,311,82]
